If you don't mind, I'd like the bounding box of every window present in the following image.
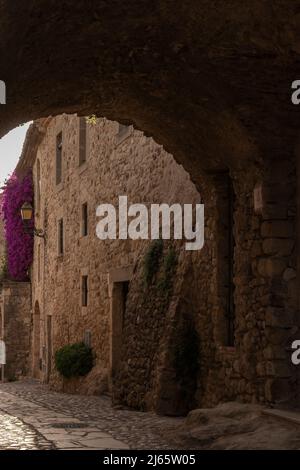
[37,244,41,282]
[79,117,87,166]
[56,132,63,185]
[58,218,64,255]
[84,330,92,348]
[36,159,41,213]
[81,202,88,237]
[81,275,88,307]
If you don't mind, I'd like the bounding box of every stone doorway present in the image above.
[108,267,133,389]
[32,301,41,379]
[45,315,52,383]
[110,281,129,378]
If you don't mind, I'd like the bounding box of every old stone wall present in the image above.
[30,113,299,414]
[32,114,200,396]
[0,281,31,381]
[114,157,298,413]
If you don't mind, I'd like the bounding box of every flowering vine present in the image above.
[1,172,34,281]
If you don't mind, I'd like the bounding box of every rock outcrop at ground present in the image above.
[169,402,300,450]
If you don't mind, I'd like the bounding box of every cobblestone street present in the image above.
[0,381,182,450]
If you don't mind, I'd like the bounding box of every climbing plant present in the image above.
[143,240,178,306]
[1,172,34,281]
[143,239,164,285]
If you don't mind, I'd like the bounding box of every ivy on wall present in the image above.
[1,172,34,281]
[143,240,178,304]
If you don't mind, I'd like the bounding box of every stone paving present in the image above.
[0,409,54,450]
[0,380,183,450]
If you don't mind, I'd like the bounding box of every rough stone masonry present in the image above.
[2,108,297,416]
[0,1,299,417]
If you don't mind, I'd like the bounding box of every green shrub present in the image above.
[55,342,94,379]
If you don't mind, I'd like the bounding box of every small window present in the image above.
[36,159,41,212]
[37,244,41,282]
[84,330,92,348]
[81,202,88,237]
[56,132,63,185]
[82,275,88,307]
[79,117,87,166]
[58,218,64,255]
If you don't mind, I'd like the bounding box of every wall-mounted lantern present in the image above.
[20,202,45,238]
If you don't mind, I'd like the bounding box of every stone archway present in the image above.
[32,301,41,379]
[0,2,299,409]
[2,2,300,181]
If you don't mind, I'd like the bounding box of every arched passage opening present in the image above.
[0,1,299,412]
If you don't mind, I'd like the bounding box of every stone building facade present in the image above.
[7,111,298,416]
[27,115,201,407]
[0,206,31,382]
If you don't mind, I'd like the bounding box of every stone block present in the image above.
[262,238,294,256]
[261,221,293,239]
[265,361,292,378]
[265,307,294,328]
[265,327,294,345]
[263,345,288,360]
[283,268,296,282]
[257,257,287,278]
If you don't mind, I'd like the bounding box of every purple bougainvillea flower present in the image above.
[1,172,34,281]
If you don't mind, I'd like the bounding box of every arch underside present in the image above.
[0,1,299,181]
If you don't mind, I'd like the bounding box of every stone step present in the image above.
[263,408,300,426]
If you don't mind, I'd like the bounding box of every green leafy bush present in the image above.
[55,342,94,379]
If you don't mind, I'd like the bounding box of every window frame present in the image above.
[57,218,64,256]
[81,202,88,237]
[81,275,88,307]
[56,131,63,185]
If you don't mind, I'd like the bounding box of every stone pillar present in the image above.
[259,156,297,405]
